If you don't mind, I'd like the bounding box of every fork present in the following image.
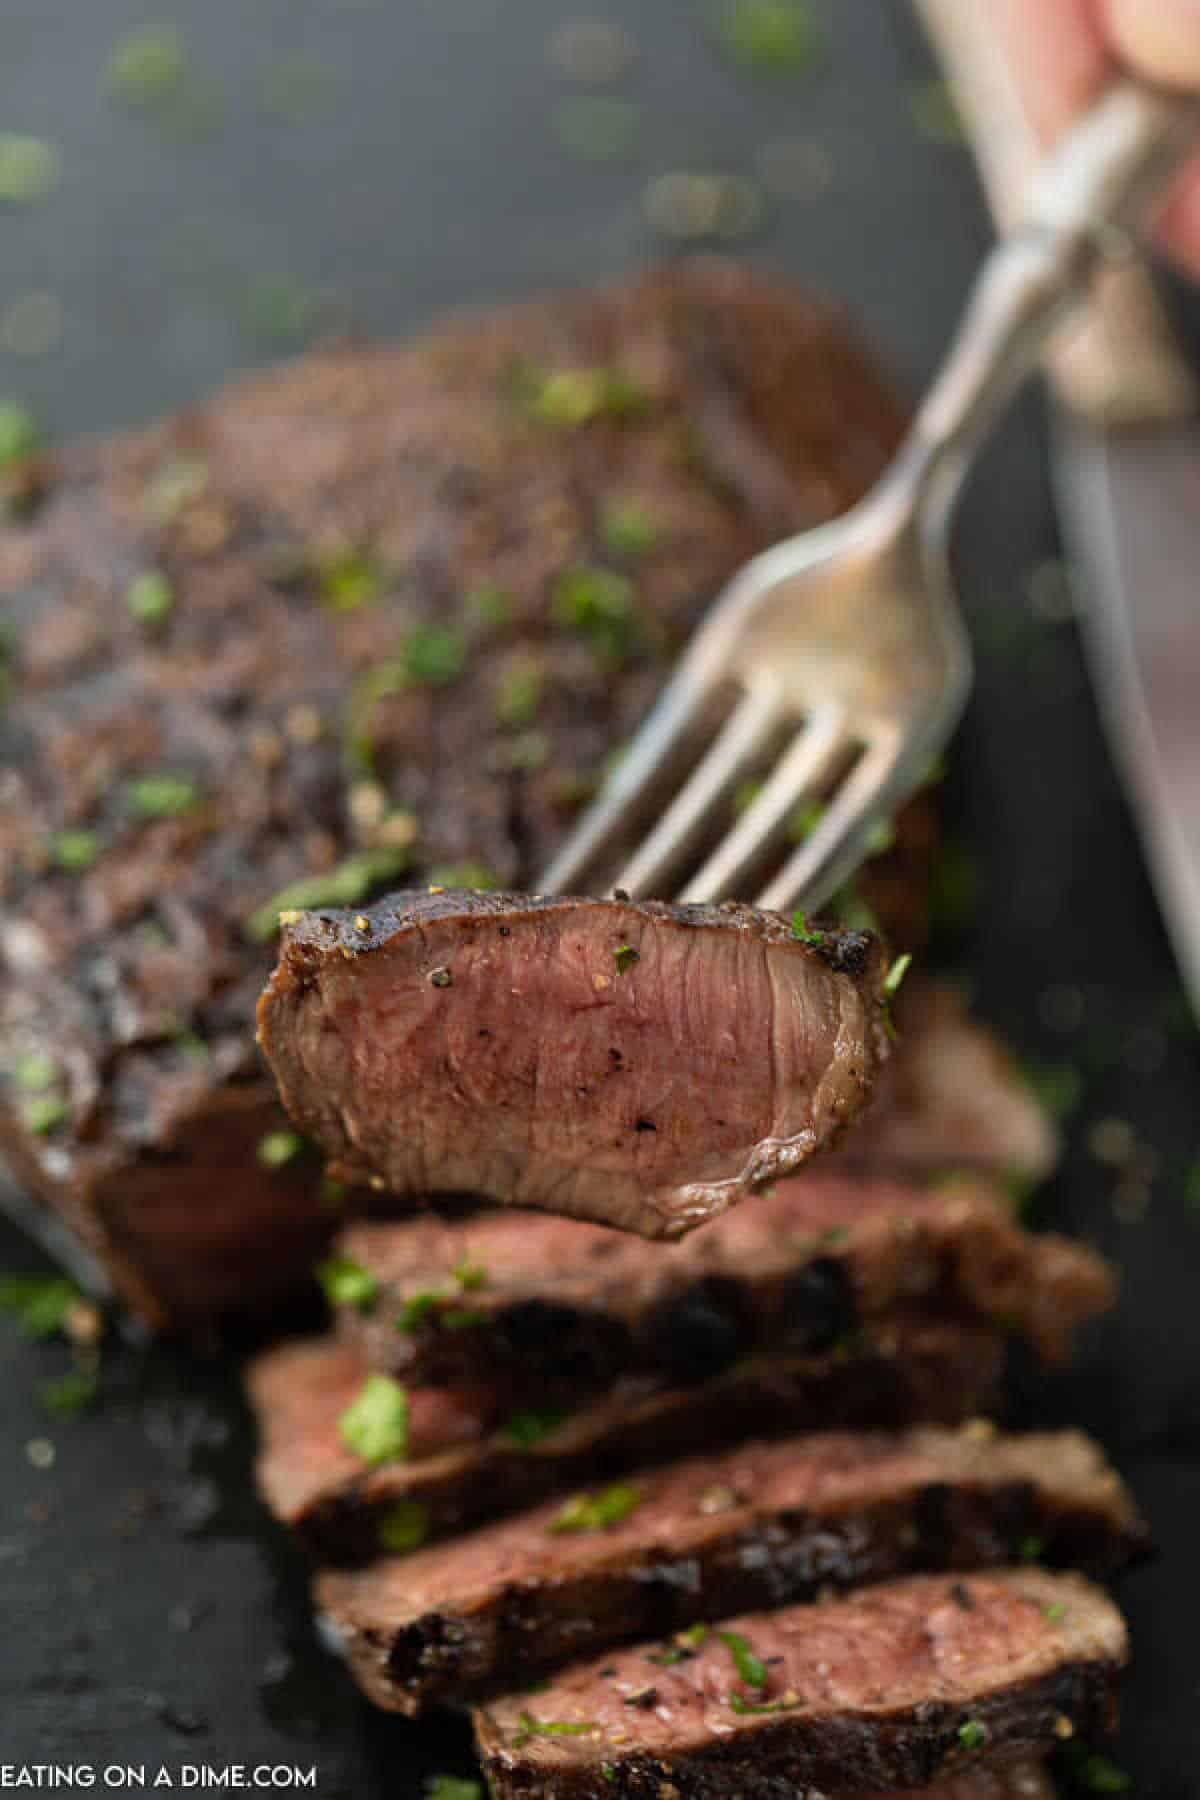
[541,80,1199,916]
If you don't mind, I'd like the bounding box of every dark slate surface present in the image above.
[2,1,1198,1793]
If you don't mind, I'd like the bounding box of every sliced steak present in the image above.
[474,1568,1127,1797]
[317,1423,1146,1714]
[247,1315,1005,1564]
[258,889,890,1239]
[330,1173,1111,1394]
[832,980,1059,1188]
[0,260,905,1326]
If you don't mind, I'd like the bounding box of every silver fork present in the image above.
[542,80,1199,915]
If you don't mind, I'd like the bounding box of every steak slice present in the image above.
[317,1423,1146,1714]
[330,1174,1111,1394]
[474,1569,1127,1797]
[0,259,905,1327]
[258,889,890,1239]
[247,1315,1005,1564]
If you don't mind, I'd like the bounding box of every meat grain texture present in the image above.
[259,889,890,1238]
[0,260,907,1325]
[475,1569,1127,1797]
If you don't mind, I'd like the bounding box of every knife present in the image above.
[915,0,1200,1013]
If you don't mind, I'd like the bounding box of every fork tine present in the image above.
[614,679,788,898]
[756,729,906,917]
[678,704,849,905]
[539,662,717,895]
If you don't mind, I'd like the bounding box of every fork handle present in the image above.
[900,79,1200,524]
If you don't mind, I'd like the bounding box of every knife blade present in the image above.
[1053,411,1200,1008]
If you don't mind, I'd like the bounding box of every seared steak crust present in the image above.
[474,1569,1126,1797]
[0,260,905,1325]
[258,889,889,1238]
[318,1424,1146,1714]
[247,1316,1005,1564]
[333,1174,1111,1394]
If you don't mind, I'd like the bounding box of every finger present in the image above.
[992,0,1109,140]
[1101,0,1200,88]
[1154,158,1200,280]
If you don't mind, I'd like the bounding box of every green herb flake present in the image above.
[613,944,639,975]
[883,952,913,998]
[23,1095,68,1135]
[510,1712,595,1750]
[717,1629,767,1690]
[453,1255,487,1291]
[649,1622,709,1665]
[0,135,61,205]
[315,1255,377,1313]
[601,499,659,559]
[442,1308,488,1331]
[12,1053,58,1094]
[727,1691,797,1715]
[523,365,646,429]
[0,1275,82,1340]
[502,1408,567,1447]
[245,848,411,941]
[1019,1535,1043,1563]
[957,1719,988,1751]
[787,797,824,842]
[600,1769,616,1788]
[1065,1749,1131,1794]
[146,453,208,521]
[790,909,825,948]
[107,25,186,105]
[466,583,512,629]
[39,1368,99,1419]
[553,565,638,664]
[548,1483,641,1534]
[495,662,544,729]
[126,772,202,819]
[404,624,467,686]
[0,400,40,466]
[396,1290,443,1333]
[337,1373,410,1465]
[427,863,499,893]
[712,0,820,78]
[318,552,384,612]
[378,1498,431,1555]
[552,95,640,162]
[50,830,101,873]
[1042,1601,1066,1623]
[257,1130,303,1170]
[909,77,965,146]
[126,571,174,627]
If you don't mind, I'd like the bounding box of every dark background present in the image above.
[2,1,1198,1792]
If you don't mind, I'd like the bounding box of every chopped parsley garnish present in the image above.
[50,830,101,872]
[396,1291,443,1333]
[1061,1748,1131,1793]
[495,661,544,729]
[727,1691,797,1715]
[0,400,41,464]
[600,1769,616,1787]
[126,772,202,818]
[601,500,659,559]
[318,552,384,612]
[787,797,824,842]
[790,909,825,947]
[425,1781,482,1800]
[717,1630,767,1690]
[39,1368,99,1419]
[257,1130,303,1169]
[427,863,499,893]
[522,365,646,428]
[453,1255,487,1291]
[23,1096,68,1135]
[107,26,186,105]
[1042,1601,1066,1623]
[957,1719,988,1751]
[146,453,208,521]
[883,952,912,998]
[126,570,174,627]
[613,944,639,974]
[403,624,467,685]
[510,1712,595,1749]
[711,0,819,77]
[503,1409,567,1447]
[12,1053,58,1093]
[245,848,411,941]
[0,1275,82,1340]
[553,564,638,664]
[377,1498,430,1555]
[466,583,512,629]
[648,1623,708,1664]
[315,1255,377,1313]
[0,135,61,205]
[338,1373,410,1465]
[548,1483,641,1533]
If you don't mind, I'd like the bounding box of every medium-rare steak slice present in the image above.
[247,1316,1005,1564]
[258,889,890,1239]
[0,259,906,1326]
[330,1174,1111,1394]
[831,979,1059,1188]
[474,1569,1127,1797]
[317,1423,1146,1715]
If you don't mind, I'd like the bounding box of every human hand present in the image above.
[996,0,1200,278]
